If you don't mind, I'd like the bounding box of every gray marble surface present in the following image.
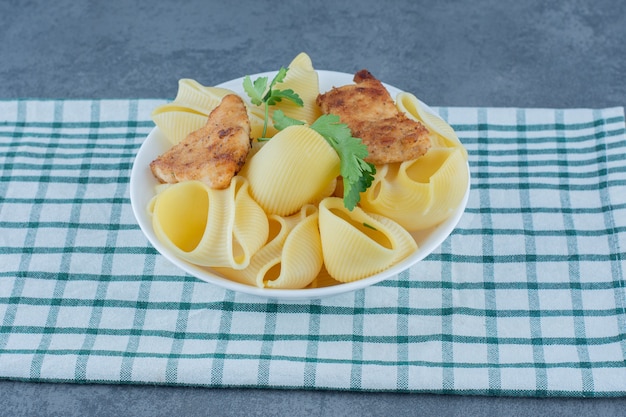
[1,0,625,415]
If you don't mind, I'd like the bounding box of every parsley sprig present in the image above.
[243,68,303,139]
[273,110,376,211]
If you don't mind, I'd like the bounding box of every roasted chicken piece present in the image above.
[316,69,430,165]
[150,94,251,189]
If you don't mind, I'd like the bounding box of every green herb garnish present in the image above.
[243,68,303,139]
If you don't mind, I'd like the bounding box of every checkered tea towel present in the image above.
[0,99,624,396]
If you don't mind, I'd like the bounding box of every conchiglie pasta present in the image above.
[152,79,266,144]
[247,106,271,139]
[174,79,236,111]
[151,106,209,146]
[318,197,417,282]
[360,147,469,231]
[152,82,237,145]
[150,177,268,269]
[216,205,323,289]
[270,52,322,125]
[241,125,340,216]
[396,92,468,160]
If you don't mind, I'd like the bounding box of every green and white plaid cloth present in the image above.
[1,99,625,396]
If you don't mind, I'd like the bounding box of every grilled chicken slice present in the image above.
[150,94,251,189]
[316,69,430,165]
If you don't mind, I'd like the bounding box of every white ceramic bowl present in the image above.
[130,70,470,300]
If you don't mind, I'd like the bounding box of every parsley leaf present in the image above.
[269,67,289,88]
[243,67,303,138]
[310,115,376,210]
[267,89,302,106]
[243,76,268,106]
[272,110,305,132]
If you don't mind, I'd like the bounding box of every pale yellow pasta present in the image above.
[151,107,209,145]
[216,205,323,289]
[360,147,469,231]
[150,177,268,269]
[174,79,235,111]
[269,52,322,125]
[396,92,468,159]
[247,106,269,140]
[240,125,340,216]
[318,197,418,282]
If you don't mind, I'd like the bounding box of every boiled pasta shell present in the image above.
[248,105,276,139]
[153,79,266,144]
[241,125,340,216]
[245,52,323,141]
[151,105,208,145]
[174,79,235,111]
[215,214,290,287]
[150,177,268,269]
[360,147,469,231]
[396,92,468,159]
[318,197,417,283]
[217,205,323,289]
[266,205,323,289]
[271,52,322,125]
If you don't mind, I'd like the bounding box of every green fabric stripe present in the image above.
[3,295,623,317]
[478,108,502,393]
[350,291,365,390]
[440,232,455,391]
[441,105,464,388]
[6,163,134,171]
[29,101,73,380]
[464,204,626,215]
[3,347,625,370]
[480,170,502,394]
[396,270,409,391]
[257,302,279,386]
[556,109,594,394]
[0,101,27,354]
[592,110,626,364]
[450,115,625,132]
[0,176,132,184]
[1,197,131,204]
[303,300,321,388]
[72,101,108,381]
[165,278,196,384]
[0,221,139,230]
[1,301,622,320]
[1,273,621,291]
[1,331,621,347]
[516,109,548,395]
[209,291,236,385]
[120,264,156,382]
[0,121,155,129]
